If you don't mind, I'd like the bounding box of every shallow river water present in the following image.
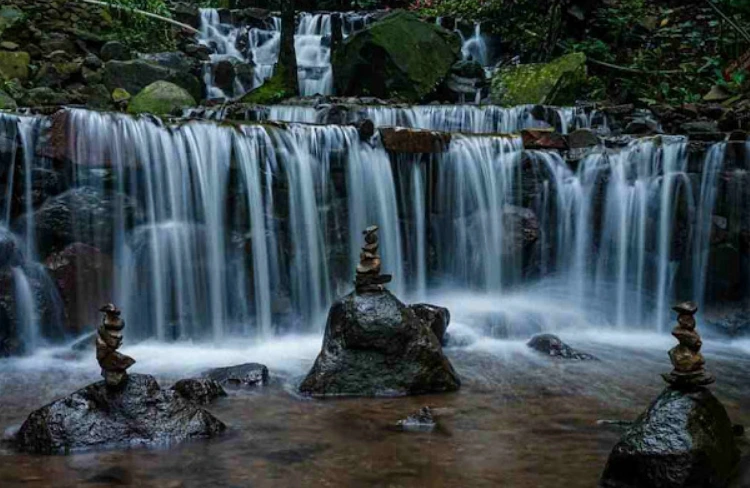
[1,329,749,488]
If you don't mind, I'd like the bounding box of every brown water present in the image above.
[1,333,749,488]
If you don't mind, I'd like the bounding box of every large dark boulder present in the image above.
[15,374,226,454]
[333,11,461,102]
[600,387,740,488]
[299,290,460,397]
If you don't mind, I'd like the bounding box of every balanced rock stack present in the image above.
[355,225,392,293]
[600,301,739,488]
[96,303,135,388]
[299,225,460,397]
[661,301,714,388]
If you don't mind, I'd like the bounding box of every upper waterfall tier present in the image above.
[0,108,745,354]
[187,103,606,135]
[197,10,375,99]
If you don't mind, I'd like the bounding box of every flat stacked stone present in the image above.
[355,225,392,293]
[661,301,714,388]
[96,303,135,388]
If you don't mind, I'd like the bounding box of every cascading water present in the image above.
[0,107,736,351]
[197,10,373,99]
[264,103,600,134]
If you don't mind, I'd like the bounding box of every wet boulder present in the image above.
[99,41,131,62]
[380,127,451,153]
[127,81,197,115]
[527,333,597,360]
[600,387,739,488]
[15,374,226,454]
[203,362,269,388]
[172,378,227,404]
[409,303,450,345]
[396,406,436,432]
[491,53,587,106]
[333,11,461,102]
[299,290,461,397]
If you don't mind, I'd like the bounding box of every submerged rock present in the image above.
[203,362,269,388]
[600,387,739,488]
[333,11,461,102]
[397,406,436,432]
[172,378,227,404]
[299,290,460,397]
[527,333,597,360]
[15,374,226,454]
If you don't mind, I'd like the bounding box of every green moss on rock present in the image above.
[128,81,196,115]
[111,88,131,104]
[0,89,16,109]
[239,65,294,105]
[333,10,461,102]
[0,50,30,81]
[491,53,587,106]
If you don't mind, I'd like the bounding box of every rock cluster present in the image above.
[662,301,714,388]
[96,303,135,388]
[355,225,392,293]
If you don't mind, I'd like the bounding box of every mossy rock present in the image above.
[239,65,294,105]
[0,50,30,82]
[111,88,131,104]
[490,53,587,106]
[333,10,461,102]
[103,59,202,101]
[0,89,16,109]
[128,81,196,115]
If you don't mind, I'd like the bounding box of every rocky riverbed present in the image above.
[1,330,748,487]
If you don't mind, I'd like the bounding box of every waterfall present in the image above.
[197,10,372,99]
[434,135,523,290]
[0,108,737,351]
[692,142,727,310]
[296,13,333,97]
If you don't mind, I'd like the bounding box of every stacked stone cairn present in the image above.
[96,303,135,388]
[661,301,714,388]
[355,225,392,293]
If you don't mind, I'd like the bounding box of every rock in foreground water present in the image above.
[15,374,226,454]
[299,290,461,397]
[527,333,597,360]
[203,363,269,389]
[172,378,227,404]
[600,387,739,488]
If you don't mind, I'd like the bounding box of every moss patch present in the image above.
[0,50,30,81]
[239,65,294,105]
[491,53,587,106]
[0,89,16,109]
[128,81,196,115]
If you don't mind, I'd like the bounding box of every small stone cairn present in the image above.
[355,225,392,293]
[662,301,714,388]
[96,303,135,388]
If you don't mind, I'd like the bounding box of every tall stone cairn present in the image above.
[96,303,136,388]
[355,225,392,293]
[662,301,715,388]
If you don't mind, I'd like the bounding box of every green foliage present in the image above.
[105,0,176,52]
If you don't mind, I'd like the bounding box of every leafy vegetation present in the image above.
[105,0,177,52]
[411,0,750,105]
